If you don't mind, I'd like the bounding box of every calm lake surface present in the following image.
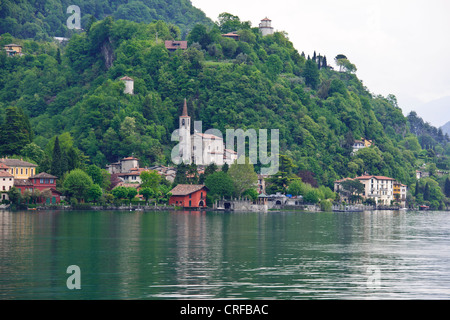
[1,209,450,300]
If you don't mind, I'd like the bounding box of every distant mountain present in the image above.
[413,96,450,128]
[0,0,213,40]
[442,121,450,136]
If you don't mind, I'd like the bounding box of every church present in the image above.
[178,99,237,166]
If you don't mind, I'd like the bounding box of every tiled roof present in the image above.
[14,179,33,186]
[0,171,13,177]
[0,163,10,169]
[164,40,188,50]
[169,184,208,196]
[120,76,133,81]
[355,175,395,181]
[0,158,38,167]
[30,172,57,179]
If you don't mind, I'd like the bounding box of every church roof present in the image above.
[181,98,189,117]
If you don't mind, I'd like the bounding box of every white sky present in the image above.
[191,0,450,127]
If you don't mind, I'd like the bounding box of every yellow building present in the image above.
[4,43,23,57]
[0,158,38,179]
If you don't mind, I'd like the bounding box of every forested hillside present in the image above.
[0,0,212,39]
[1,9,450,196]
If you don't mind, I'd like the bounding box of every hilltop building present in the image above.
[4,44,23,57]
[120,76,134,95]
[221,32,240,41]
[352,138,372,155]
[164,40,188,52]
[259,17,274,36]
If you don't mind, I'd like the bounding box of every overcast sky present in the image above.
[191,0,450,127]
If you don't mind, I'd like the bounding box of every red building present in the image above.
[169,184,208,208]
[14,172,61,204]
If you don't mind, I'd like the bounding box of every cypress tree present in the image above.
[51,136,63,178]
[414,180,420,197]
[423,182,430,201]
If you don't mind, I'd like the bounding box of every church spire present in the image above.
[182,98,188,117]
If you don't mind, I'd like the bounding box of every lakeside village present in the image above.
[2,95,445,213]
[1,17,449,213]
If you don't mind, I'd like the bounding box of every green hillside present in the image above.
[1,11,450,208]
[0,0,212,39]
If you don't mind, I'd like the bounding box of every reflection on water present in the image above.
[1,209,450,299]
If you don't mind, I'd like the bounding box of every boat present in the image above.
[419,205,429,211]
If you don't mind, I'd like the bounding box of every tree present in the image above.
[303,59,319,90]
[63,169,94,202]
[204,171,234,200]
[139,187,154,204]
[20,143,45,164]
[340,179,365,201]
[140,170,161,190]
[126,187,138,203]
[112,186,128,200]
[228,157,258,197]
[423,182,430,201]
[0,106,33,155]
[51,136,63,178]
[87,184,102,203]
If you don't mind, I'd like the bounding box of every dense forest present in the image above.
[0,0,212,39]
[1,2,450,208]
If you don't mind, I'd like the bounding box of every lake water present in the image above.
[1,209,450,300]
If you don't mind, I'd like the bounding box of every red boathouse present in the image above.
[169,184,208,208]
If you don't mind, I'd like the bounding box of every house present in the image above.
[29,172,61,204]
[169,184,208,208]
[259,18,274,36]
[334,174,396,206]
[14,172,61,204]
[120,76,134,95]
[352,138,372,155]
[393,182,407,208]
[164,40,188,52]
[221,32,240,41]
[0,158,38,179]
[4,43,23,57]
[0,170,14,202]
[106,156,139,174]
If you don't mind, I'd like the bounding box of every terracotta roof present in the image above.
[0,163,10,169]
[0,171,13,177]
[0,158,38,167]
[355,175,395,181]
[30,172,57,179]
[122,156,138,161]
[164,40,188,50]
[224,149,237,154]
[169,184,208,196]
[4,44,22,47]
[14,179,33,186]
[194,133,223,140]
[261,17,271,21]
[120,76,133,81]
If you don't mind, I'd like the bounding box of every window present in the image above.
[2,186,5,190]
[34,179,36,184]
[40,179,44,184]
[26,169,28,174]
[189,200,191,206]
[21,168,23,174]
[189,194,192,199]
[201,192,203,199]
[50,179,54,184]
[16,168,18,174]
[44,179,49,184]
[31,169,34,175]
